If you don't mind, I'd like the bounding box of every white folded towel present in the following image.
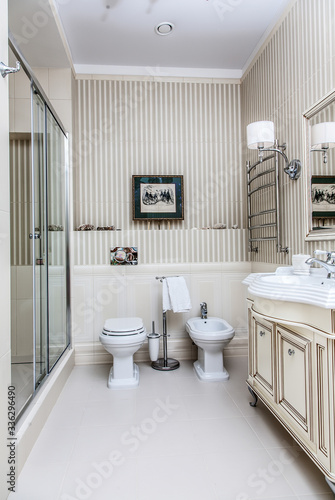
[162,277,192,313]
[162,280,171,312]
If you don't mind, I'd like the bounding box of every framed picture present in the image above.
[110,247,138,265]
[132,175,184,221]
[311,176,335,218]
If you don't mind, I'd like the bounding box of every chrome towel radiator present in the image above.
[247,149,288,254]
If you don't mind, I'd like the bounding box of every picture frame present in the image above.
[132,175,184,221]
[110,247,138,265]
[311,175,335,218]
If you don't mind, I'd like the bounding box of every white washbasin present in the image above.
[246,269,335,309]
[259,274,328,286]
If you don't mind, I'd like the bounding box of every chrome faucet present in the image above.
[200,302,207,319]
[305,250,335,279]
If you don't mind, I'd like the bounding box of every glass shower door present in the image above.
[9,39,70,421]
[32,89,47,388]
[46,108,68,370]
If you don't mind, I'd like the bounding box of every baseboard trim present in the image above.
[74,336,248,365]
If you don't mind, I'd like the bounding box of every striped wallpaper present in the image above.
[72,228,248,266]
[242,0,335,263]
[72,79,246,264]
[10,136,66,267]
[10,139,32,266]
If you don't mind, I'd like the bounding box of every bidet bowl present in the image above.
[186,317,235,341]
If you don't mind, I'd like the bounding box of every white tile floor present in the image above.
[9,356,335,500]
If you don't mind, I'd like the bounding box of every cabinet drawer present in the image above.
[277,326,312,441]
[252,315,275,398]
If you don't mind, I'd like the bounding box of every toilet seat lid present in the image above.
[103,317,144,335]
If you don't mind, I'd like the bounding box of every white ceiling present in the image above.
[9,0,70,68]
[9,0,292,78]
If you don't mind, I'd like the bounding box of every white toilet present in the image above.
[186,317,235,381]
[99,317,146,389]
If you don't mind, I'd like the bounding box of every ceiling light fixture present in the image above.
[155,22,174,36]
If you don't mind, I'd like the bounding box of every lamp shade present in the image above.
[247,121,275,149]
[311,122,335,149]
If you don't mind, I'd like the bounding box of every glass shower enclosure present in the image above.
[9,42,70,420]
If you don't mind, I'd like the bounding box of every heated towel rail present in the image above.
[246,151,288,254]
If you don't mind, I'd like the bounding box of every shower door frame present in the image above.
[31,89,48,390]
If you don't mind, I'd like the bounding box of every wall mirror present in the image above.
[304,88,335,241]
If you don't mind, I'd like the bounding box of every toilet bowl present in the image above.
[99,317,146,389]
[186,317,235,381]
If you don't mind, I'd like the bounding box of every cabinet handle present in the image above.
[288,349,295,356]
[259,331,265,337]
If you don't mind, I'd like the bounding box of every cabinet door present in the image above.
[252,314,275,399]
[277,326,312,441]
[315,335,330,469]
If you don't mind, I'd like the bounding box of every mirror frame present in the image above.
[303,88,335,241]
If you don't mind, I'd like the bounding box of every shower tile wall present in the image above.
[8,60,73,134]
[241,0,335,264]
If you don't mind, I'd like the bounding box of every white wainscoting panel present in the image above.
[72,263,251,365]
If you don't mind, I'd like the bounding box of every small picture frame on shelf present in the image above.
[132,175,184,221]
[311,175,335,218]
[110,247,138,265]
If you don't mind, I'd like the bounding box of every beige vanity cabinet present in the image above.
[247,299,333,480]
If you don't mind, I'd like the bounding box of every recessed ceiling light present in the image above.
[155,22,174,36]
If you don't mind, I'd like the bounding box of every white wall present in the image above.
[0,1,12,497]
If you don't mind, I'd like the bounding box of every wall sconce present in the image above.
[247,120,301,180]
[310,122,335,164]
